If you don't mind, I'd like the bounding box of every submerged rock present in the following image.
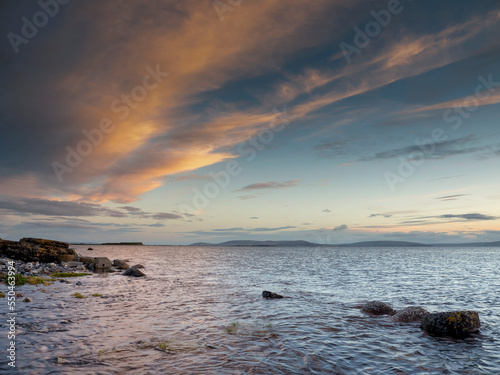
[391,306,429,323]
[262,290,284,299]
[421,311,480,338]
[361,301,396,316]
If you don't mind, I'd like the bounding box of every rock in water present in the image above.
[421,311,480,338]
[113,259,130,269]
[361,301,396,316]
[391,306,429,323]
[93,257,113,271]
[262,290,284,299]
[123,267,146,277]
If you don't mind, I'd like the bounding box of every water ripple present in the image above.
[0,246,499,374]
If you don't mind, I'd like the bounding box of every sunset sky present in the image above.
[1,0,499,244]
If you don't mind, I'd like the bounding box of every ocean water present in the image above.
[1,245,499,374]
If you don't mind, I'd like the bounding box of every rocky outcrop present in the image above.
[391,306,429,323]
[361,301,396,316]
[262,290,284,299]
[0,238,76,263]
[421,311,480,338]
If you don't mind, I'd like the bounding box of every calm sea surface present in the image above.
[1,246,499,374]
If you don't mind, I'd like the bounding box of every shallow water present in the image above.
[1,246,499,374]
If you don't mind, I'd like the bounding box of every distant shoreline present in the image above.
[68,240,500,247]
[70,242,144,246]
[188,240,500,248]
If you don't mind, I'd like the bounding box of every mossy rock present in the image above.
[421,311,480,338]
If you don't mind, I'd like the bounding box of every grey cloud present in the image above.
[440,213,496,221]
[120,206,143,212]
[0,198,127,218]
[250,226,295,232]
[147,212,183,220]
[237,180,300,191]
[435,194,469,201]
[323,209,331,213]
[22,221,96,230]
[369,213,392,218]
[333,224,348,232]
[249,217,259,219]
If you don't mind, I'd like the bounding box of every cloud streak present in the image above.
[237,180,301,191]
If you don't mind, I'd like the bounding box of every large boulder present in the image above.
[391,306,429,323]
[92,257,113,270]
[0,238,76,263]
[262,290,284,299]
[361,301,396,316]
[421,311,480,338]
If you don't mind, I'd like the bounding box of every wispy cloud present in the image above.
[120,206,143,212]
[251,226,295,232]
[316,134,499,162]
[435,194,469,201]
[237,180,301,191]
[440,213,497,221]
[238,195,259,200]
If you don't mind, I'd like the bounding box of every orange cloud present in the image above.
[29,0,353,203]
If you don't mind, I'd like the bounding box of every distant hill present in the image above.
[340,241,429,247]
[190,240,318,247]
[189,240,500,247]
[101,242,143,245]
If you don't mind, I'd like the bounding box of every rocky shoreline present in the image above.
[0,237,146,279]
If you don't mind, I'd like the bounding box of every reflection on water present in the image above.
[1,246,499,374]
